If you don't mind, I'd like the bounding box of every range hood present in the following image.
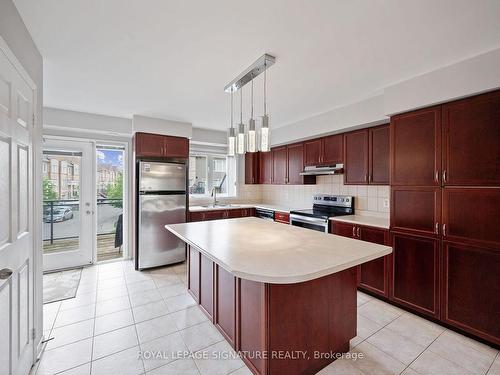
[299,164,344,176]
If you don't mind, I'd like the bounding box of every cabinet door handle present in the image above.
[435,222,439,234]
[352,226,356,237]
[357,227,360,238]
[435,170,439,183]
[442,170,447,184]
[442,223,447,236]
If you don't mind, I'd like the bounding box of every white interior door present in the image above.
[0,43,35,375]
[42,139,94,271]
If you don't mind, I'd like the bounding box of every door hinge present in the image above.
[31,328,36,340]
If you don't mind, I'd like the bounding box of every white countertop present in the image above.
[166,217,392,284]
[189,203,300,213]
[330,215,390,229]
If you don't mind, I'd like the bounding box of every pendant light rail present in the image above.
[224,54,276,93]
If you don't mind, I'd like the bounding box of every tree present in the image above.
[105,173,123,208]
[43,178,57,201]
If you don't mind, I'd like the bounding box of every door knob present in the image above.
[0,268,13,279]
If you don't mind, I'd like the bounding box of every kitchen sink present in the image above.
[201,204,240,208]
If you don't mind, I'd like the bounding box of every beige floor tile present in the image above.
[179,321,224,352]
[59,292,96,311]
[385,313,444,347]
[158,283,187,299]
[357,292,372,307]
[136,314,178,343]
[152,273,182,288]
[97,276,126,290]
[358,300,403,327]
[57,362,91,375]
[140,332,188,372]
[317,358,365,374]
[410,350,475,375]
[95,295,130,316]
[36,338,93,375]
[229,366,253,375]
[170,305,208,330]
[96,284,128,301]
[357,314,384,339]
[367,327,426,365]
[349,341,406,375]
[93,325,138,360]
[487,354,500,375]
[129,289,163,307]
[94,308,134,335]
[428,332,496,375]
[132,299,170,323]
[126,279,157,295]
[46,319,94,350]
[54,304,95,328]
[145,358,199,375]
[91,345,144,375]
[193,341,245,375]
[443,330,498,359]
[401,368,421,375]
[165,292,197,312]
[124,271,152,284]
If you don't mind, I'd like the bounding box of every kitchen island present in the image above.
[166,217,392,375]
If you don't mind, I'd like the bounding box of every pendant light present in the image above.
[237,87,246,154]
[247,75,257,152]
[227,90,235,156]
[260,62,270,152]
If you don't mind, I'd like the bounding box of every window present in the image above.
[189,154,236,197]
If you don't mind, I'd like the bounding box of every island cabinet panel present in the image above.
[344,129,369,184]
[391,232,440,318]
[358,226,390,297]
[271,146,287,185]
[214,265,236,347]
[442,241,500,345]
[391,187,441,238]
[199,254,214,319]
[442,188,500,248]
[259,151,272,184]
[442,90,500,186]
[245,152,260,184]
[390,106,441,186]
[188,246,200,302]
[238,279,268,375]
[369,125,390,184]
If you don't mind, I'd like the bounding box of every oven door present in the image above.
[290,214,329,233]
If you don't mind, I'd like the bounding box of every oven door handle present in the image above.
[289,214,329,232]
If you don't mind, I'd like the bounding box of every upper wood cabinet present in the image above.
[442,90,500,186]
[287,143,304,185]
[390,107,441,186]
[369,125,390,184]
[135,132,189,158]
[245,152,260,184]
[259,151,272,184]
[271,146,287,184]
[304,134,343,166]
[344,129,369,184]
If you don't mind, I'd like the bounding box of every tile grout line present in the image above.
[485,351,499,375]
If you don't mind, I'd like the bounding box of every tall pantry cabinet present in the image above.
[390,90,500,345]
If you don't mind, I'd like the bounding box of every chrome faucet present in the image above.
[211,186,220,206]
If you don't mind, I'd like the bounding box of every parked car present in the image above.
[43,207,74,222]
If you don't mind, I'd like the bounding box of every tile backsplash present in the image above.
[259,175,390,217]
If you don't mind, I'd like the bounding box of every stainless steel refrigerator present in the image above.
[137,161,187,269]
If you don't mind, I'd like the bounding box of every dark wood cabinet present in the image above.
[259,151,272,184]
[271,146,287,185]
[304,134,343,166]
[369,125,390,184]
[391,107,441,186]
[199,254,214,319]
[287,143,304,185]
[189,208,256,222]
[442,241,500,345]
[344,130,369,184]
[442,188,500,248]
[391,232,440,318]
[391,187,441,237]
[358,226,390,297]
[188,246,200,302]
[215,265,236,347]
[135,132,189,158]
[245,152,260,184]
[442,90,500,186]
[331,221,356,238]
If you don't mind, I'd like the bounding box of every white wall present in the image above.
[0,0,44,358]
[132,115,192,139]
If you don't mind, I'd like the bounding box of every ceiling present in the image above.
[13,0,500,131]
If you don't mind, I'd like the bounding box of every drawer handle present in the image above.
[357,227,360,238]
[352,226,356,237]
[435,170,439,183]
[442,170,447,184]
[435,222,439,234]
[442,223,447,236]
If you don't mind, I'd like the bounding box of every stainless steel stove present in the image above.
[290,194,354,233]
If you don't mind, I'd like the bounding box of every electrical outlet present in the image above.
[383,199,389,208]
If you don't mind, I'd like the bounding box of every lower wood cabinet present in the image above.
[189,208,256,222]
[199,255,214,319]
[442,241,500,345]
[331,221,390,297]
[188,247,200,302]
[391,232,440,318]
[215,265,236,347]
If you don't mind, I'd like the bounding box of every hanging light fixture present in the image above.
[247,75,257,152]
[260,62,270,152]
[227,90,235,156]
[237,87,246,154]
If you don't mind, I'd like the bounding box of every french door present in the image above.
[42,139,94,271]
[0,39,35,375]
